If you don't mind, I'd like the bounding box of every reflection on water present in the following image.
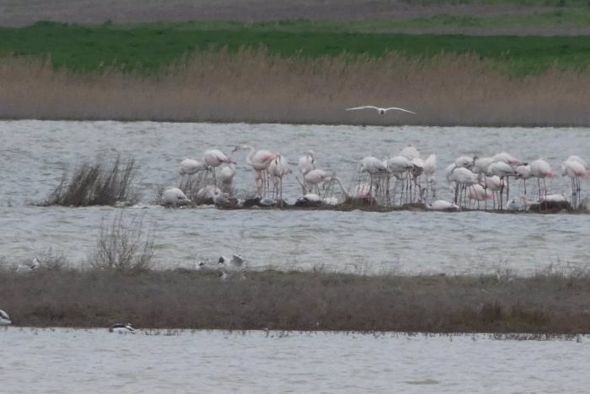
[1,328,588,394]
[0,121,589,273]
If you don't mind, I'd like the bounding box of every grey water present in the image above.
[1,120,589,274]
[1,328,589,394]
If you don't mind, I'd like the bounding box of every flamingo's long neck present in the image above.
[331,177,350,199]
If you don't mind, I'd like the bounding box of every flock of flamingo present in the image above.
[160,144,589,212]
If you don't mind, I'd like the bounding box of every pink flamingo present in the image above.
[530,159,555,199]
[303,169,334,194]
[202,149,235,184]
[561,156,589,208]
[233,145,277,196]
[269,155,291,204]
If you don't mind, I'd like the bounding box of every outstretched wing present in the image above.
[383,107,416,114]
[345,106,380,111]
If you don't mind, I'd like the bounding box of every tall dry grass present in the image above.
[2,268,590,333]
[1,50,590,126]
[43,155,139,206]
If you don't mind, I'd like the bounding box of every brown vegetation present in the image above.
[1,267,590,333]
[89,212,155,273]
[42,155,139,206]
[1,52,590,126]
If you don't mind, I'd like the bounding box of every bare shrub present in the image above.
[44,154,139,207]
[89,212,155,273]
[36,249,70,272]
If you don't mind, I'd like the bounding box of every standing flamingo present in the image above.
[423,154,437,200]
[399,145,420,161]
[530,159,555,199]
[233,145,277,196]
[448,167,478,207]
[386,155,414,204]
[298,151,316,176]
[219,164,236,195]
[360,156,388,201]
[269,155,291,204]
[472,156,494,175]
[203,149,235,184]
[467,184,493,209]
[561,157,589,208]
[492,152,521,166]
[487,161,516,208]
[483,175,504,210]
[304,169,334,194]
[178,159,207,178]
[515,164,531,196]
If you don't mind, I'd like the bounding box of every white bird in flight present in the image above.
[346,106,416,115]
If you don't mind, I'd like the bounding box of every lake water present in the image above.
[1,328,588,393]
[1,120,589,274]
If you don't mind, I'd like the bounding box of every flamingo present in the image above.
[561,157,589,208]
[360,156,388,201]
[304,169,334,194]
[233,145,277,196]
[487,161,517,208]
[541,193,567,202]
[530,159,555,199]
[472,156,494,175]
[467,184,493,209]
[448,167,478,207]
[492,152,521,166]
[423,154,437,200]
[426,200,460,211]
[161,187,191,207]
[269,155,291,204]
[454,155,473,169]
[0,309,11,325]
[387,155,414,204]
[484,175,504,210]
[202,149,235,184]
[399,145,420,161]
[178,158,207,178]
[218,164,236,195]
[298,151,316,176]
[515,164,531,196]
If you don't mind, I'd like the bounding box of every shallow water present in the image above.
[1,120,589,273]
[1,328,588,393]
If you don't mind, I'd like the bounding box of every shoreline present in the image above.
[2,268,590,334]
[2,117,590,129]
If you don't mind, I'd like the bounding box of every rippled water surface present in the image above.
[1,120,589,273]
[1,329,589,393]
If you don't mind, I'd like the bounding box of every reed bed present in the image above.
[2,50,590,126]
[1,266,590,333]
[42,155,139,207]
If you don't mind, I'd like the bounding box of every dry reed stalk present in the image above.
[43,154,139,207]
[1,51,590,126]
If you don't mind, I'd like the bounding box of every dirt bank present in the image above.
[2,268,590,333]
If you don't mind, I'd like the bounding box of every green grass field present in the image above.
[1,20,590,75]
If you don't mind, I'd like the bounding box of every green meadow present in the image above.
[1,20,590,75]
